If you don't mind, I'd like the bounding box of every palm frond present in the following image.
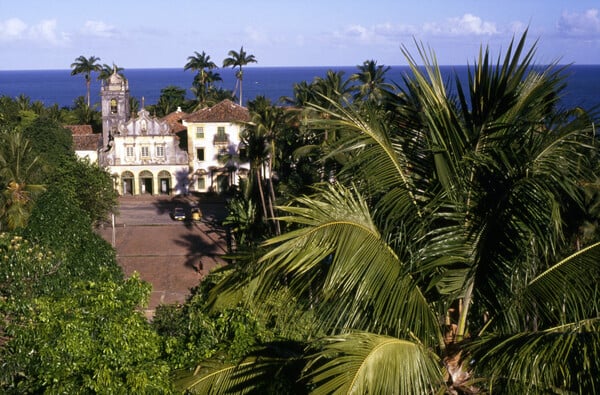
[304,332,444,394]
[468,318,600,394]
[492,241,600,332]
[307,98,424,218]
[257,183,441,346]
[173,342,307,394]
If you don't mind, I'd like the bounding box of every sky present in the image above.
[1,0,600,70]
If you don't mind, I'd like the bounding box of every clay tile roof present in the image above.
[72,134,101,151]
[64,124,93,135]
[183,99,250,123]
[65,125,101,151]
[161,108,188,133]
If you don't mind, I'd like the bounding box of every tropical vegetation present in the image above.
[223,46,258,105]
[1,33,599,394]
[70,55,102,107]
[176,32,600,394]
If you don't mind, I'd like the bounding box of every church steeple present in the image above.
[100,69,130,150]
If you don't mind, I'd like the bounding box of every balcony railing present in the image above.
[213,134,229,146]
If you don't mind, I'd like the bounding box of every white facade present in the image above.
[182,100,250,193]
[98,70,189,196]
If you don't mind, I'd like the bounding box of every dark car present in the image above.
[171,207,186,221]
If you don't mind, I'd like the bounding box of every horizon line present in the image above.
[2,63,599,72]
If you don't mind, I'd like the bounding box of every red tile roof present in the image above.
[65,125,101,151]
[183,99,250,123]
[162,108,188,133]
[65,124,93,135]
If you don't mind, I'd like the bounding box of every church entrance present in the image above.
[158,170,171,195]
[121,171,134,195]
[139,170,153,195]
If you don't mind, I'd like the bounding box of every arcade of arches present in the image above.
[117,170,176,196]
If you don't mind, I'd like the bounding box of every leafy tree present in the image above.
[181,32,600,394]
[0,233,60,300]
[0,275,173,394]
[153,85,187,117]
[23,184,121,292]
[223,46,257,105]
[49,157,118,224]
[70,55,102,107]
[22,116,73,168]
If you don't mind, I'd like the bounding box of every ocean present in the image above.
[0,65,599,111]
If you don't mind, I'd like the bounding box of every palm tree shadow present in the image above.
[174,221,226,273]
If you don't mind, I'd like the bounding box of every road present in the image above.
[96,195,229,315]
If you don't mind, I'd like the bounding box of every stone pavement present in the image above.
[96,194,229,316]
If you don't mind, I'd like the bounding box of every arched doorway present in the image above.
[158,170,171,195]
[139,170,153,195]
[121,171,134,195]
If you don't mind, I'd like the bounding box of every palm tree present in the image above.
[0,129,45,230]
[97,63,125,82]
[349,59,395,103]
[185,51,218,105]
[70,55,102,107]
[312,70,352,106]
[191,69,223,107]
[179,32,600,393]
[222,46,257,105]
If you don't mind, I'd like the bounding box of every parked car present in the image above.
[171,207,186,221]
[191,207,202,221]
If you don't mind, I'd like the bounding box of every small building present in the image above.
[183,99,250,193]
[98,70,189,196]
[66,124,101,163]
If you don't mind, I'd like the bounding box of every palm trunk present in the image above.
[86,78,91,108]
[266,154,280,235]
[456,279,474,341]
[255,167,268,224]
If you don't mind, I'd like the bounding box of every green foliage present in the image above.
[0,275,173,394]
[0,129,46,230]
[151,85,187,117]
[50,157,118,224]
[22,116,74,172]
[0,233,61,300]
[154,269,318,374]
[23,185,121,295]
[189,32,600,393]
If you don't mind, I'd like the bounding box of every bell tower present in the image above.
[100,67,130,150]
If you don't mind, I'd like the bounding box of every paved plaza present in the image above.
[96,195,229,315]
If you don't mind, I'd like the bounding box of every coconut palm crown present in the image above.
[70,55,102,108]
[223,46,257,105]
[178,32,600,394]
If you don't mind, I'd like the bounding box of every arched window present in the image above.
[110,99,117,114]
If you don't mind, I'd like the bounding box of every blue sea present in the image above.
[0,65,599,111]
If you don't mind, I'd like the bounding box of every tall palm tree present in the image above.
[0,130,45,230]
[70,55,102,108]
[191,69,222,107]
[179,32,600,394]
[185,51,218,105]
[222,46,257,105]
